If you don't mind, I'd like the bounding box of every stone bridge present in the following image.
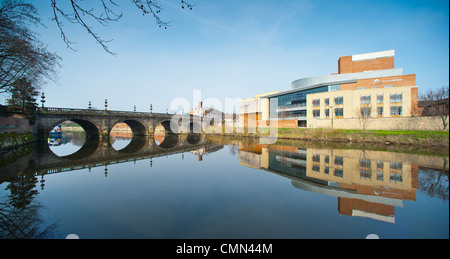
[36,107,204,140]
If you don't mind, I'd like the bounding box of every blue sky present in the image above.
[3,0,448,113]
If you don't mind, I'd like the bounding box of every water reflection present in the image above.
[48,129,86,157]
[0,134,448,239]
[238,141,448,223]
[0,166,58,238]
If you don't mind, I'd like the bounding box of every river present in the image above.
[0,130,448,239]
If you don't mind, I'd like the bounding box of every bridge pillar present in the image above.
[148,123,155,135]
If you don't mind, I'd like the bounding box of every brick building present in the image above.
[239,50,430,130]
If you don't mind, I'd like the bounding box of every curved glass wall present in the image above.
[269,86,329,120]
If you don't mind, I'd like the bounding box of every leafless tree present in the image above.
[420,86,449,131]
[0,0,60,94]
[355,105,373,131]
[49,0,195,55]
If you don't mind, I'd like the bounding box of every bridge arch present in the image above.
[156,133,179,149]
[48,118,100,139]
[158,120,178,134]
[51,138,100,160]
[155,117,202,134]
[186,133,202,145]
[110,119,147,137]
[46,119,100,160]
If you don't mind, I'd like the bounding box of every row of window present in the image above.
[313,108,344,118]
[360,93,402,104]
[313,106,402,118]
[312,93,404,118]
[311,155,404,182]
[313,96,344,107]
[312,93,403,107]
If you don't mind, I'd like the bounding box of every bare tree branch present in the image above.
[49,0,195,55]
[420,86,449,131]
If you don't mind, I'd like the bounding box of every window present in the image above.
[334,156,344,166]
[390,162,403,183]
[360,95,371,104]
[357,87,367,90]
[391,106,402,116]
[335,108,343,118]
[325,109,330,118]
[312,164,320,173]
[334,156,344,178]
[360,159,371,168]
[334,96,343,105]
[325,98,329,106]
[313,155,320,163]
[377,94,383,104]
[377,161,384,181]
[377,107,383,117]
[312,99,320,107]
[334,168,343,178]
[360,159,372,180]
[390,93,402,103]
[360,107,371,118]
[313,109,320,118]
[330,85,340,92]
[390,162,402,171]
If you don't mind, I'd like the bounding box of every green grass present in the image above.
[342,129,448,137]
[220,127,449,147]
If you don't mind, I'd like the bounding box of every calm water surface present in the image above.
[0,131,448,239]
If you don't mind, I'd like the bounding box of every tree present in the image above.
[420,86,449,131]
[6,77,39,112]
[355,104,374,131]
[0,0,60,94]
[49,0,195,55]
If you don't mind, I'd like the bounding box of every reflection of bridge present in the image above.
[0,133,227,184]
[36,107,203,140]
[35,134,214,176]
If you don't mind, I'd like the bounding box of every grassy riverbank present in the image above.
[214,127,449,148]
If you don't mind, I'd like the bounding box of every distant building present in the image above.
[190,101,224,122]
[238,91,279,128]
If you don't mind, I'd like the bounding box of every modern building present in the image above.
[240,50,420,130]
[237,91,279,128]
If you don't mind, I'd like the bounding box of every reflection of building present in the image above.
[191,144,224,161]
[110,123,132,138]
[306,149,418,223]
[238,143,420,223]
[240,50,421,130]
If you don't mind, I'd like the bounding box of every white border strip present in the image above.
[352,50,395,61]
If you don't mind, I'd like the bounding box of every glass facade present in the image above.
[269,85,329,120]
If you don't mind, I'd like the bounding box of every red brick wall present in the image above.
[338,55,395,74]
[339,74,416,91]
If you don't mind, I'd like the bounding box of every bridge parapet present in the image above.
[38,107,169,117]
